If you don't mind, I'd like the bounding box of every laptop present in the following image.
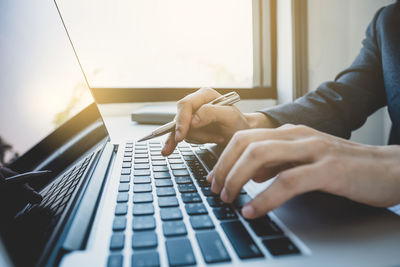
[1,0,400,266]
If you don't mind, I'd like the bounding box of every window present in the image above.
[55,0,276,102]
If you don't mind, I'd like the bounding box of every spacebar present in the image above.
[220,220,264,259]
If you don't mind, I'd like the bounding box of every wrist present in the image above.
[245,112,279,129]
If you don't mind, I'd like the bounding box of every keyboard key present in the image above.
[120,175,131,183]
[201,187,217,196]
[153,172,171,179]
[115,203,128,215]
[213,206,237,220]
[107,254,123,267]
[170,164,186,170]
[134,176,151,184]
[135,154,148,159]
[248,216,283,236]
[168,159,183,164]
[234,194,251,208]
[134,170,151,176]
[183,155,196,161]
[110,233,125,250]
[155,179,173,187]
[206,196,223,207]
[132,231,158,249]
[220,221,263,259]
[168,154,181,159]
[172,170,189,176]
[151,161,167,166]
[175,176,192,184]
[123,156,132,162]
[135,164,150,169]
[133,203,154,215]
[118,183,130,192]
[135,159,149,164]
[262,237,300,256]
[131,251,160,267]
[135,150,148,154]
[181,151,194,156]
[117,193,129,203]
[124,152,133,157]
[133,184,152,193]
[151,156,165,161]
[132,216,156,231]
[158,197,179,207]
[133,193,153,203]
[196,151,217,170]
[189,215,214,229]
[121,168,131,175]
[165,238,196,266]
[181,193,202,203]
[153,166,169,172]
[122,162,132,168]
[156,187,176,197]
[197,179,210,188]
[163,221,187,237]
[185,203,207,215]
[113,217,127,231]
[196,231,231,263]
[177,184,197,193]
[160,207,183,220]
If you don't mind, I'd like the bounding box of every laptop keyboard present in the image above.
[27,152,94,234]
[108,141,300,267]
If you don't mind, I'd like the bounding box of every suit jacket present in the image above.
[261,3,400,144]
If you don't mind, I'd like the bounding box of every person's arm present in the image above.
[261,7,386,139]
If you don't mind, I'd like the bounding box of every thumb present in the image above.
[191,104,240,128]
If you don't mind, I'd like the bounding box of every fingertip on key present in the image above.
[242,205,255,219]
[206,170,214,182]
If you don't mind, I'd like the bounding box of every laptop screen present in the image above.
[0,0,96,166]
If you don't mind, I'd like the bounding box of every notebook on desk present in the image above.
[131,105,176,125]
[1,1,400,267]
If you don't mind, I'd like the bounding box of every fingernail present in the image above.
[175,129,181,142]
[242,205,255,218]
[220,188,229,202]
[206,170,214,182]
[192,114,200,125]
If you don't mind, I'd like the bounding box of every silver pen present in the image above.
[137,91,241,142]
[5,170,52,184]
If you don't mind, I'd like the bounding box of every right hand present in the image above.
[162,87,276,156]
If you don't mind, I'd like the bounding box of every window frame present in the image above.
[90,0,277,104]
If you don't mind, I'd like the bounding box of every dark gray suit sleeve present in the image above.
[260,8,387,139]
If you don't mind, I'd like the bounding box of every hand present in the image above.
[207,124,400,219]
[162,87,276,155]
[0,167,42,224]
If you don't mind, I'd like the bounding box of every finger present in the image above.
[21,183,43,204]
[191,104,241,129]
[175,88,220,142]
[241,164,322,219]
[162,132,177,156]
[185,129,225,144]
[212,127,301,194]
[221,138,321,203]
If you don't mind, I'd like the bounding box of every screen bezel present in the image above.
[8,103,108,174]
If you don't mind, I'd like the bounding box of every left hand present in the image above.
[207,124,400,219]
